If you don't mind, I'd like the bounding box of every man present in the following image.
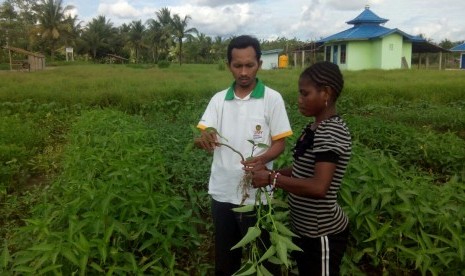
[195,35,292,275]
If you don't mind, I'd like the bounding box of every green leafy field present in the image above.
[1,64,465,275]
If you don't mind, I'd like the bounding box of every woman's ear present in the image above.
[323,86,333,102]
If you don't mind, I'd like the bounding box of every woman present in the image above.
[249,61,351,275]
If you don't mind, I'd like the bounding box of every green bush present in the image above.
[340,143,465,275]
[217,60,226,71]
[157,60,170,69]
[2,65,465,275]
[5,110,204,274]
[347,115,465,182]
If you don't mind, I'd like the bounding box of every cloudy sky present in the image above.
[63,0,464,43]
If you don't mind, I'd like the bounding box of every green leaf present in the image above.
[61,248,79,266]
[275,240,289,267]
[270,198,288,208]
[258,264,274,276]
[206,127,227,141]
[257,143,269,149]
[190,124,200,135]
[104,222,115,244]
[1,243,11,269]
[258,245,276,263]
[184,141,194,153]
[364,221,391,242]
[274,221,298,237]
[13,265,35,273]
[78,233,90,253]
[279,235,302,252]
[140,257,161,272]
[234,261,256,276]
[29,243,55,251]
[90,262,104,272]
[79,254,88,276]
[231,226,261,250]
[139,239,156,252]
[232,204,255,213]
[267,256,282,265]
[38,264,62,274]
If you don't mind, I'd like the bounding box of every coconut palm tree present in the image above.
[62,14,82,49]
[81,15,116,60]
[32,0,74,61]
[211,35,227,62]
[0,1,17,47]
[127,20,146,63]
[171,13,197,65]
[155,7,173,60]
[146,18,162,63]
[195,32,213,63]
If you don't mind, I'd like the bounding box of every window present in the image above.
[389,43,394,51]
[333,45,338,64]
[340,44,346,64]
[325,46,331,62]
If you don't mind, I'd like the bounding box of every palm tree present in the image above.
[195,33,213,63]
[155,7,173,60]
[211,36,227,62]
[146,18,162,63]
[0,1,17,47]
[128,20,146,63]
[62,14,82,49]
[171,13,197,65]
[32,0,74,61]
[81,15,116,60]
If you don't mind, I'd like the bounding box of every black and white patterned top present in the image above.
[289,115,352,238]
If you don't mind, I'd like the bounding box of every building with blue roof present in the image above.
[316,6,430,70]
[291,6,449,70]
[450,43,465,69]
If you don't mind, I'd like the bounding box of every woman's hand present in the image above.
[250,169,271,188]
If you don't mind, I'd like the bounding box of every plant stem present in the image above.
[217,142,245,162]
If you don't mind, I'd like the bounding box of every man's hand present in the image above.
[194,130,218,153]
[241,156,267,171]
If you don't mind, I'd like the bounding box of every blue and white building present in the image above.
[450,43,465,69]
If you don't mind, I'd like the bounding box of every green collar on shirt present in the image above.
[225,78,265,100]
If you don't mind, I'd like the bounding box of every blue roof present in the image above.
[450,43,465,52]
[346,6,388,25]
[317,6,426,43]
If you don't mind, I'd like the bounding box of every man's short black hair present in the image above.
[227,35,261,64]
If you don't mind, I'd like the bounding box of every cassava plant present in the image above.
[195,127,302,275]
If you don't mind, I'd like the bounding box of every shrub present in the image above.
[217,60,226,71]
[157,60,170,69]
[340,143,465,275]
[5,110,204,274]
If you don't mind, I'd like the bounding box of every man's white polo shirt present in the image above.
[197,79,293,205]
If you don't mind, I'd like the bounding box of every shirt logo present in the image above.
[253,124,263,140]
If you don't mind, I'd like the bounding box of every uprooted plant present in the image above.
[194,127,302,275]
[194,127,266,204]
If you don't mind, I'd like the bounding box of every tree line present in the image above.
[0,0,463,66]
[0,0,304,65]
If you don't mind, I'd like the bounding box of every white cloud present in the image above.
[64,0,465,42]
[172,4,254,37]
[98,1,141,19]
[65,7,79,18]
[191,0,256,7]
